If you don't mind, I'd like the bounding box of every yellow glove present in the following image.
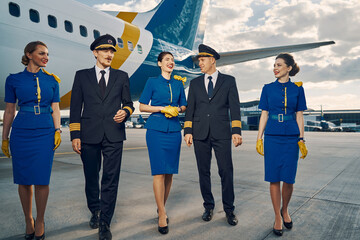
[298,141,308,159]
[256,139,264,156]
[161,106,179,118]
[1,139,10,158]
[53,131,61,150]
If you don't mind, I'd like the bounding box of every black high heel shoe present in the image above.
[25,217,35,240]
[281,208,293,229]
[273,223,283,236]
[34,222,45,240]
[158,225,169,234]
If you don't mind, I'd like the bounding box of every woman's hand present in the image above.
[298,141,308,159]
[1,139,10,158]
[256,139,264,156]
[53,131,61,150]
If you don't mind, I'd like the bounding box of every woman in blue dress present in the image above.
[256,53,308,236]
[1,41,61,240]
[139,52,187,234]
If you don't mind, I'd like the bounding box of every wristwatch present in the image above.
[298,137,305,142]
[55,128,62,133]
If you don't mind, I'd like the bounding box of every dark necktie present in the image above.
[207,76,213,98]
[99,70,106,97]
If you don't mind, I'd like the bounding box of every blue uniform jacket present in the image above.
[4,68,60,129]
[259,79,307,136]
[139,75,187,132]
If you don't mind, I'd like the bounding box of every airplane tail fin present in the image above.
[116,0,209,50]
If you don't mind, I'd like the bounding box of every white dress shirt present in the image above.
[95,65,110,86]
[204,70,219,93]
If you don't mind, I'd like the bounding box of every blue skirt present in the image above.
[146,129,181,175]
[10,127,55,185]
[264,135,299,184]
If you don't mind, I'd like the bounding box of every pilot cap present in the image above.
[197,44,220,60]
[90,34,117,52]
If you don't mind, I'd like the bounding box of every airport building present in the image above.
[240,100,360,132]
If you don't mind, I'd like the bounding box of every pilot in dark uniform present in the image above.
[184,44,242,226]
[69,34,134,240]
[256,53,308,236]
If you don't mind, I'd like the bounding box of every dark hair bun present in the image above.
[289,63,300,76]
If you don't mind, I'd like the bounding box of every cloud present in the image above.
[93,0,160,12]
[82,0,360,109]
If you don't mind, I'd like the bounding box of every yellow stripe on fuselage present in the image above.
[111,21,141,69]
[59,17,141,109]
[116,12,138,23]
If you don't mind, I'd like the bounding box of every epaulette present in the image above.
[173,75,187,85]
[294,81,303,87]
[42,69,61,83]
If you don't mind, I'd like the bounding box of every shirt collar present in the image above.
[205,70,219,81]
[276,78,292,85]
[95,65,110,76]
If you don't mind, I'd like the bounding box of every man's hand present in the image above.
[113,110,127,123]
[184,134,193,147]
[232,134,242,147]
[72,138,81,154]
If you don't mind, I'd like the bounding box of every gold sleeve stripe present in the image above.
[232,120,242,128]
[123,106,133,115]
[184,121,192,128]
[69,123,80,131]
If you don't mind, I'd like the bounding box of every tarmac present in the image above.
[1,129,360,240]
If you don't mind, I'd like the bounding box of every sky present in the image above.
[76,0,360,110]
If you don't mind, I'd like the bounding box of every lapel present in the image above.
[198,75,209,101]
[103,68,117,100]
[210,71,225,101]
[87,67,102,99]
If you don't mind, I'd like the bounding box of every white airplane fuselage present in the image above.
[0,0,200,109]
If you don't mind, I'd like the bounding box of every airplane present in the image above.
[0,0,335,111]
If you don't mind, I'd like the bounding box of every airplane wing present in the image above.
[198,41,335,67]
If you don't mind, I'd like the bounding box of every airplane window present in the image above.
[128,41,133,51]
[93,30,100,39]
[80,25,88,37]
[29,9,40,23]
[48,15,57,28]
[117,38,124,48]
[137,45,143,54]
[9,2,20,17]
[64,20,73,33]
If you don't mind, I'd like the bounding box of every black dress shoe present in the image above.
[90,210,100,229]
[99,221,112,240]
[281,208,293,229]
[226,212,238,226]
[25,217,35,240]
[202,209,213,221]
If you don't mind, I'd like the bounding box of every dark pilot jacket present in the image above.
[184,72,242,140]
[69,67,134,144]
[258,79,307,136]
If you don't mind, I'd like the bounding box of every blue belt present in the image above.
[20,106,52,115]
[269,114,295,122]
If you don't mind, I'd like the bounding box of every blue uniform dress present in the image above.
[139,75,187,175]
[258,79,307,184]
[5,68,60,185]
